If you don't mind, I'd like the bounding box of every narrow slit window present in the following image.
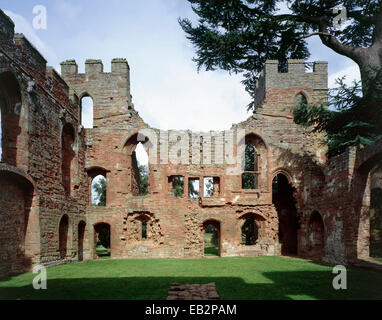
[142,220,147,240]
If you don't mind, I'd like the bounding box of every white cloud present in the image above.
[4,10,58,66]
[329,63,361,88]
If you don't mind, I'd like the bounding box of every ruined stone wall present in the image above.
[0,10,87,276]
[1,7,380,277]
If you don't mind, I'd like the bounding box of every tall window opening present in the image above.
[242,142,259,189]
[61,123,75,195]
[81,95,94,128]
[91,175,106,206]
[78,221,86,261]
[142,220,147,240]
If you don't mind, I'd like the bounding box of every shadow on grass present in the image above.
[1,269,382,300]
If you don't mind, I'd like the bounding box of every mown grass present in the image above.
[1,256,382,300]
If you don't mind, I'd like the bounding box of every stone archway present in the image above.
[308,211,325,258]
[59,215,69,260]
[94,223,111,258]
[272,173,299,255]
[203,219,221,257]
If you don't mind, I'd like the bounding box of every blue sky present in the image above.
[1,0,360,161]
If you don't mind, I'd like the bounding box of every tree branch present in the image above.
[297,32,332,40]
[318,22,365,64]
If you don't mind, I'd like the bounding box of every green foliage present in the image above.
[173,176,184,197]
[293,69,382,156]
[138,164,148,196]
[92,176,106,206]
[179,0,381,110]
[97,227,110,249]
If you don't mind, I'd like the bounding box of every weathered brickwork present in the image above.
[0,9,381,277]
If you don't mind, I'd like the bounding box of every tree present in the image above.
[180,0,381,102]
[179,0,382,154]
[92,177,106,206]
[138,164,149,195]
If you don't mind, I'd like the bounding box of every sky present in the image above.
[1,0,361,163]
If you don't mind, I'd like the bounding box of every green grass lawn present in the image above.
[1,256,382,300]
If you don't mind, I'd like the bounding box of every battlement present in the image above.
[60,58,130,75]
[254,59,328,113]
[258,59,327,89]
[60,58,132,128]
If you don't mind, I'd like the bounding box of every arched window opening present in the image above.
[0,72,22,166]
[61,123,75,195]
[81,95,93,128]
[94,223,110,258]
[203,220,220,256]
[242,142,259,189]
[241,214,259,245]
[135,142,149,196]
[370,187,382,259]
[78,221,86,261]
[295,92,308,105]
[272,173,299,255]
[309,211,325,255]
[59,215,69,260]
[91,175,106,206]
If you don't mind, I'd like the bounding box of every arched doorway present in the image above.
[59,215,69,259]
[308,211,325,258]
[203,220,220,257]
[272,173,299,255]
[94,223,111,258]
[78,221,86,261]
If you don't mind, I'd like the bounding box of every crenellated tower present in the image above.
[254,59,328,118]
[60,58,140,128]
